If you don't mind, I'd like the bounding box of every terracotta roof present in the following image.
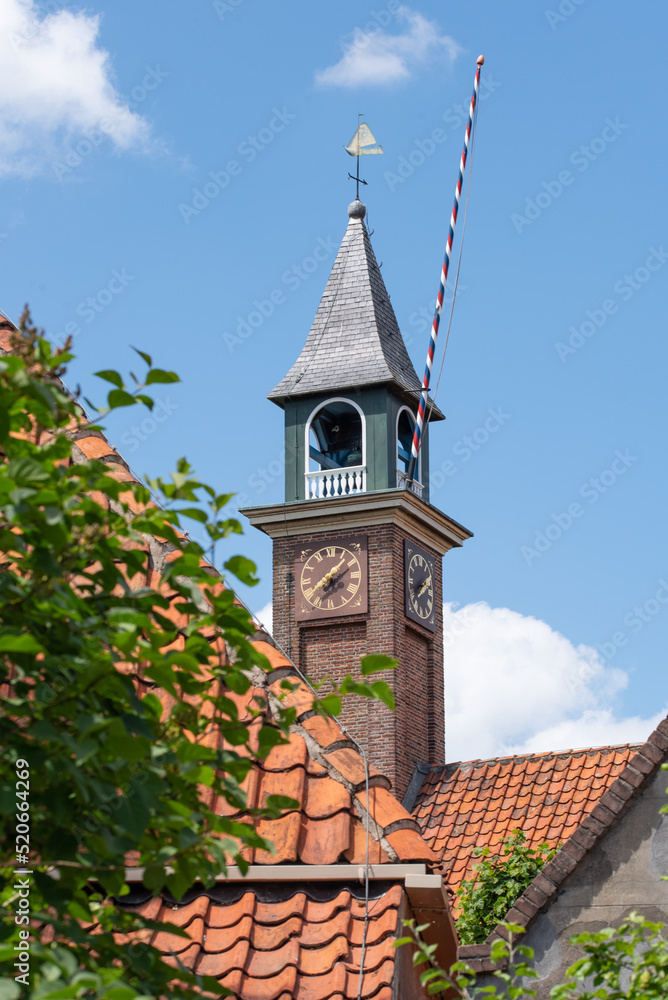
[267,209,443,418]
[454,719,668,972]
[140,657,438,868]
[1,319,444,995]
[413,744,639,905]
[77,882,404,1000]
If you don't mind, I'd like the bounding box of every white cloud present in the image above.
[0,0,150,178]
[253,598,665,764]
[505,709,668,758]
[444,602,666,762]
[315,7,461,89]
[254,601,273,634]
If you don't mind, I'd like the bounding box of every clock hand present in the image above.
[314,557,346,591]
[417,575,432,597]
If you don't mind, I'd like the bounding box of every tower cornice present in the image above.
[240,489,472,556]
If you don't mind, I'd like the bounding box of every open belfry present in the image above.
[242,195,471,799]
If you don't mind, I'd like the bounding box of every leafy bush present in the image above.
[401,914,668,999]
[456,829,558,945]
[0,313,394,1000]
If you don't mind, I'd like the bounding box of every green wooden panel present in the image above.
[281,387,430,500]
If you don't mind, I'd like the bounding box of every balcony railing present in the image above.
[305,466,367,499]
[397,470,424,498]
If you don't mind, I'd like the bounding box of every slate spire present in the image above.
[268,200,442,418]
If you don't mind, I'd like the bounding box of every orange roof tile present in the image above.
[412,745,639,906]
[101,884,404,1000]
[456,722,668,975]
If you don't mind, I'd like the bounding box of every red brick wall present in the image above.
[272,520,444,799]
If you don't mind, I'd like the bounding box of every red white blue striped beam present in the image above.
[406,55,484,485]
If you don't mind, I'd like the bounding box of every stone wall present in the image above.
[477,767,668,997]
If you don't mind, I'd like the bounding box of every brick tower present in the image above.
[242,199,472,799]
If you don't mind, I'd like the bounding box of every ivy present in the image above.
[456,829,558,945]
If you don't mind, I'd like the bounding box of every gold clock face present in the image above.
[404,541,436,631]
[295,536,368,620]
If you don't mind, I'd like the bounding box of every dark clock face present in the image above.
[295,536,368,620]
[404,540,436,631]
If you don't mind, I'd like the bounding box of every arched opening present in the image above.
[397,406,420,485]
[305,398,366,498]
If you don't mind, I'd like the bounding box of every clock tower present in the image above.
[242,199,472,799]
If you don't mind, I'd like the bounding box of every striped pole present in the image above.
[406,55,484,484]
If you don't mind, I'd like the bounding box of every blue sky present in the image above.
[2,0,667,760]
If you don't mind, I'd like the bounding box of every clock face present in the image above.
[404,540,436,631]
[295,535,368,620]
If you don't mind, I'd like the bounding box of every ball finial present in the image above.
[348,199,366,219]
[477,54,485,66]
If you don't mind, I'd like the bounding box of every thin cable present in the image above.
[356,748,371,1000]
[424,93,480,436]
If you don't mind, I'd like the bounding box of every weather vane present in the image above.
[345,114,384,200]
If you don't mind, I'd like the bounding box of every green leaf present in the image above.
[183,765,215,786]
[0,631,45,652]
[319,693,342,716]
[146,368,180,385]
[178,507,208,523]
[103,989,137,1000]
[224,554,259,586]
[0,406,9,443]
[107,388,137,409]
[94,369,124,389]
[370,680,395,711]
[132,346,152,366]
[265,794,299,811]
[7,455,50,482]
[135,393,154,411]
[360,654,397,675]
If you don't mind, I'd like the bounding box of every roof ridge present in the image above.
[436,742,644,771]
[457,715,668,973]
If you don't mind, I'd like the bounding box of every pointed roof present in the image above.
[269,201,444,419]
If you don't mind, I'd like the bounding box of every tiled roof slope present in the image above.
[142,656,438,868]
[413,745,639,907]
[0,318,441,997]
[456,719,668,973]
[78,882,405,1000]
[268,208,443,416]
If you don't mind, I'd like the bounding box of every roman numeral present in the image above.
[347,583,357,594]
[350,571,360,580]
[313,552,323,563]
[326,546,336,557]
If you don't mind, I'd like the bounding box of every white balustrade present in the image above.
[396,470,424,498]
[305,465,367,499]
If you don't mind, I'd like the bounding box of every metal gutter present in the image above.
[124,863,428,882]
